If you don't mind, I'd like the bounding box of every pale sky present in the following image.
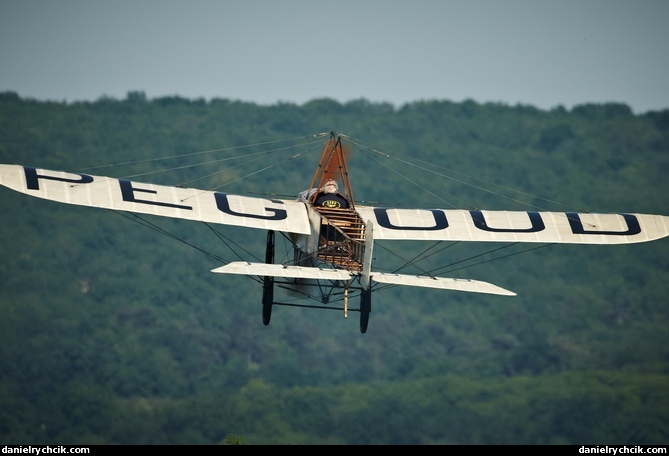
[1,0,668,113]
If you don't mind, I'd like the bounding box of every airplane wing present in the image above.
[3,164,668,245]
[355,206,669,245]
[0,164,311,234]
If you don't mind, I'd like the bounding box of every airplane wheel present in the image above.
[262,230,275,326]
[359,288,371,334]
[262,299,272,326]
[262,276,273,326]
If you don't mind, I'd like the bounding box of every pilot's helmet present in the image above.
[322,179,338,193]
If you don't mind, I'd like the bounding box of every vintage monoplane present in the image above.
[1,132,668,333]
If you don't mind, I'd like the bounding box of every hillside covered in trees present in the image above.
[1,92,668,444]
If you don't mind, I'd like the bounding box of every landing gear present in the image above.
[260,229,372,332]
[359,288,371,334]
[262,230,275,326]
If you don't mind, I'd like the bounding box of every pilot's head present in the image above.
[322,179,338,194]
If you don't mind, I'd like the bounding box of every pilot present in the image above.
[314,179,349,208]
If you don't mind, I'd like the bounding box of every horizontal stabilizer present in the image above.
[371,272,516,296]
[212,262,352,280]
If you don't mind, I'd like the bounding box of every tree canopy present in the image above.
[1,92,668,444]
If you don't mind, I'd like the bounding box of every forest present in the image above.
[0,91,668,444]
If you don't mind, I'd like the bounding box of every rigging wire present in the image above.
[391,242,460,275]
[434,242,555,276]
[104,131,566,304]
[337,134,583,291]
[176,140,321,189]
[113,210,269,270]
[342,133,586,213]
[366,153,474,209]
[371,242,555,293]
[105,147,291,183]
[69,132,330,175]
[177,142,320,203]
[203,223,262,263]
[345,133,598,243]
[112,211,229,264]
[197,141,323,192]
[96,134,333,307]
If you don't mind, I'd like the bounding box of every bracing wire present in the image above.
[342,133,590,214]
[103,131,568,302]
[366,153,474,209]
[338,134,579,290]
[113,211,229,264]
[433,243,554,276]
[70,133,330,176]
[176,140,321,189]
